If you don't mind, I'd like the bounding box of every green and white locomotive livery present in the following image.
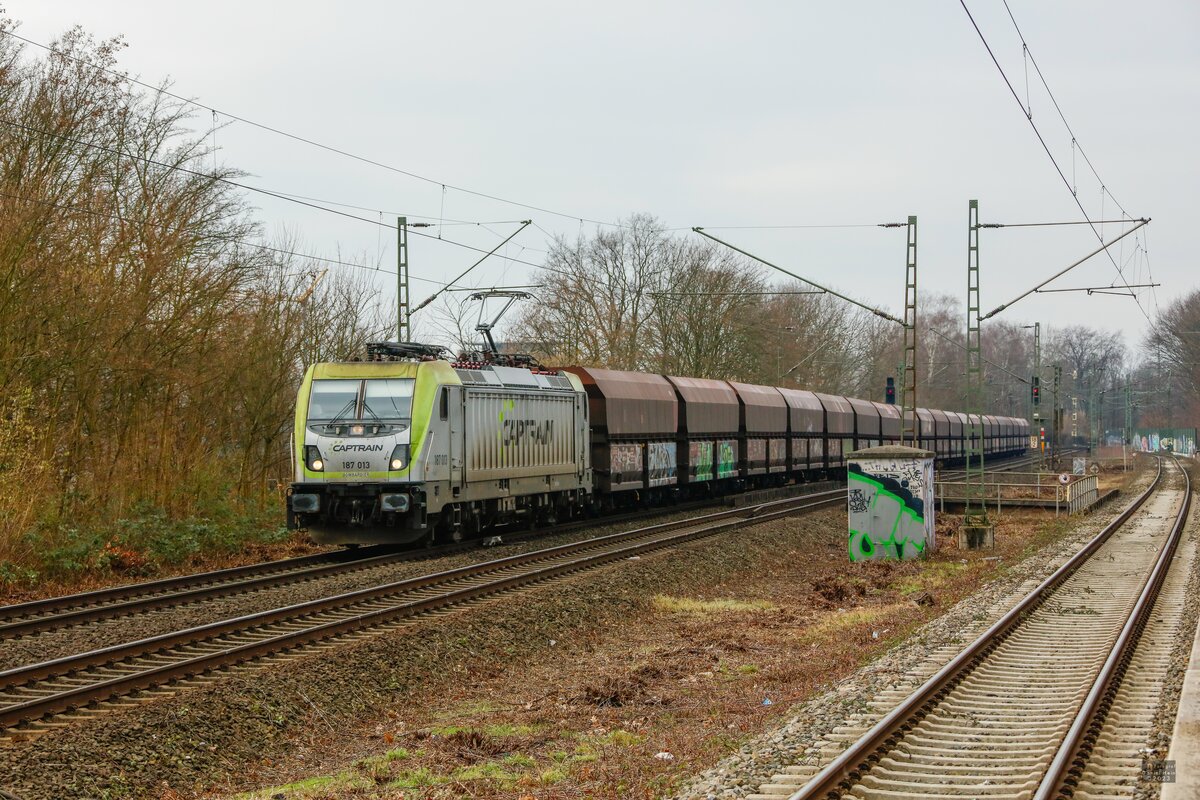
[288,357,592,545]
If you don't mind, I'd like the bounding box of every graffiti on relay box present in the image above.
[846,457,934,562]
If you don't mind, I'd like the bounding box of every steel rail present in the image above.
[936,447,1086,481]
[0,547,378,623]
[0,490,845,732]
[1034,456,1192,798]
[787,458,1165,800]
[0,547,415,638]
[0,496,743,637]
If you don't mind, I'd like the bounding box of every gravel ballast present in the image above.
[0,466,1163,800]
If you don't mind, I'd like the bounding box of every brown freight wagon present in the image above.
[815,393,854,469]
[778,387,826,476]
[665,375,740,485]
[562,367,677,497]
[728,381,789,481]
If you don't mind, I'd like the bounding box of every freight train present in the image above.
[288,343,1029,545]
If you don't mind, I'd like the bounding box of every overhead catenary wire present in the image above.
[0,28,635,230]
[1036,282,1159,295]
[692,228,904,325]
[981,220,1149,319]
[409,221,532,315]
[0,188,456,287]
[958,0,1153,325]
[673,223,881,231]
[980,219,1136,229]
[999,0,1133,221]
[649,290,826,297]
[0,117,549,273]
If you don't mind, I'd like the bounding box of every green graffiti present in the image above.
[717,439,737,479]
[846,471,925,562]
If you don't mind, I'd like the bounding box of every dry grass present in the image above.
[652,595,777,615]
[802,602,913,639]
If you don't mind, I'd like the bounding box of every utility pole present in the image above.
[397,216,410,342]
[964,199,991,541]
[901,215,918,446]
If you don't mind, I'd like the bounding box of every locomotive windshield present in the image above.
[363,379,415,420]
[307,380,361,422]
[307,378,416,423]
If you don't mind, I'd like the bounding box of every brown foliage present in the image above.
[0,20,386,569]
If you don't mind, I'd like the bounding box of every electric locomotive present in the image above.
[288,343,591,545]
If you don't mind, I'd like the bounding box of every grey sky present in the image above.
[10,1,1198,353]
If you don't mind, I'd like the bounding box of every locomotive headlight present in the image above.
[305,445,325,472]
[350,424,365,436]
[389,444,410,471]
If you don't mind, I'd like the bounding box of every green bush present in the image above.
[12,496,290,585]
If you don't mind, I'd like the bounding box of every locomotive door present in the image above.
[447,385,464,487]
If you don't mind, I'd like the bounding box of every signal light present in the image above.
[885,376,896,405]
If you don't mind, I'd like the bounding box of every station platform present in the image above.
[1164,605,1200,799]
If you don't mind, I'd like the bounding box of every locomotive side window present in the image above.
[308,380,361,421]
[363,379,416,420]
[440,388,449,420]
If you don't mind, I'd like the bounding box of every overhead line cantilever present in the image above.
[981,219,1149,320]
[691,228,903,325]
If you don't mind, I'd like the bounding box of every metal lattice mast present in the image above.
[901,215,918,446]
[1124,380,1132,470]
[1032,322,1041,463]
[965,200,988,522]
[1052,365,1062,461]
[397,216,410,342]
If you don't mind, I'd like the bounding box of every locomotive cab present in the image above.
[288,359,452,545]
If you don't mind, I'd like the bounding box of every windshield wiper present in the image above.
[361,401,384,426]
[323,397,359,428]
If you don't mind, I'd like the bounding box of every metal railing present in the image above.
[935,471,1100,516]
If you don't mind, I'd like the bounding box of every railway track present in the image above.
[0,454,1045,640]
[752,456,1192,799]
[0,496,752,639]
[936,447,1085,482]
[0,488,845,742]
[0,453,1041,642]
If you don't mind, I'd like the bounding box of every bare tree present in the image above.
[0,20,388,569]
[1142,289,1200,427]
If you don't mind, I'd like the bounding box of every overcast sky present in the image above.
[9,2,1198,354]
